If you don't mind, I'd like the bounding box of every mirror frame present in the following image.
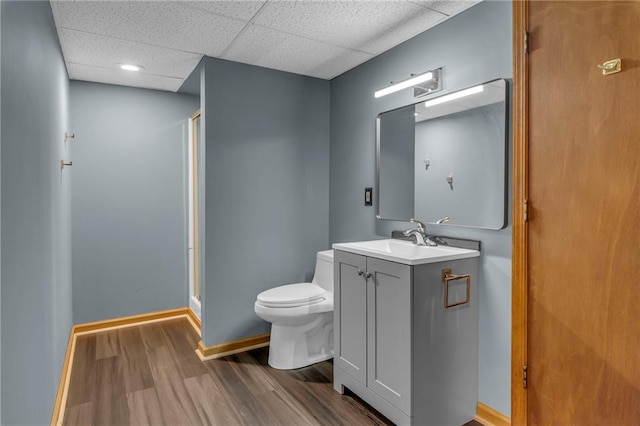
[375,78,509,230]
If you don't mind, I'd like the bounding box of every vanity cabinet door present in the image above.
[334,250,368,384]
[366,257,412,415]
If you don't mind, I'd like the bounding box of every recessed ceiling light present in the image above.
[119,64,143,72]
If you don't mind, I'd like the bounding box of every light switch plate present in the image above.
[365,187,373,206]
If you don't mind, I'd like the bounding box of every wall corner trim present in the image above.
[186,307,202,337]
[50,307,200,425]
[195,333,271,362]
[475,402,511,426]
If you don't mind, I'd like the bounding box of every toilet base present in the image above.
[267,311,334,370]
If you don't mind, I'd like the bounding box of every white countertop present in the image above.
[332,238,480,265]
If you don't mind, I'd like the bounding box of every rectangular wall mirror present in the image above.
[376,78,508,230]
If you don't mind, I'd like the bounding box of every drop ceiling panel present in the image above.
[305,48,377,81]
[68,63,183,92]
[223,24,374,79]
[357,7,449,54]
[254,1,445,54]
[185,1,267,21]
[412,1,481,17]
[58,29,202,79]
[50,0,483,92]
[51,1,247,57]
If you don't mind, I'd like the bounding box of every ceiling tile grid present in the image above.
[58,29,202,78]
[50,0,481,93]
[51,1,248,56]
[251,1,445,54]
[67,62,184,92]
[184,1,267,21]
[223,24,375,79]
[411,1,481,17]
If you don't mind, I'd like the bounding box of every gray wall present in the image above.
[0,2,3,420]
[70,81,199,323]
[200,57,330,345]
[329,1,512,415]
[1,1,72,424]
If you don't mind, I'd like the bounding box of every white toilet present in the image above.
[254,250,334,370]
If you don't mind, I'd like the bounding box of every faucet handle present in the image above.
[436,216,450,224]
[410,218,427,234]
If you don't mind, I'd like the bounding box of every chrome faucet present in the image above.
[403,217,450,246]
[436,216,450,225]
[403,218,437,246]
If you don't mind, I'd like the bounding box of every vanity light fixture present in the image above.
[119,64,144,72]
[374,68,442,98]
[424,84,484,108]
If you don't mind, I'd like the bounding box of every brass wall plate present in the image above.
[442,268,452,282]
[598,58,622,75]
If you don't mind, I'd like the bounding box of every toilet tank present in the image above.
[312,250,334,291]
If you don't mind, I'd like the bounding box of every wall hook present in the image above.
[60,160,73,170]
[446,173,453,190]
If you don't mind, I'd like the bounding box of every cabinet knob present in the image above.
[357,269,364,276]
[365,272,373,279]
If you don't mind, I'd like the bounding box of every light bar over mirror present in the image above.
[374,68,442,98]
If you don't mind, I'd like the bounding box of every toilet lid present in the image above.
[257,283,326,308]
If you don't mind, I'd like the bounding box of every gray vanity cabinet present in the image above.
[334,251,411,412]
[333,248,479,426]
[334,251,368,383]
[365,256,411,414]
[334,251,412,414]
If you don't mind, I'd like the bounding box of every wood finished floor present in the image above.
[64,318,483,426]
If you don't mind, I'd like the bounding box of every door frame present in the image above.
[189,110,201,304]
[511,1,528,425]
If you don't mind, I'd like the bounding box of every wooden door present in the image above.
[334,250,368,384]
[525,2,640,423]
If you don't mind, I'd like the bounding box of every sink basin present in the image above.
[332,239,479,265]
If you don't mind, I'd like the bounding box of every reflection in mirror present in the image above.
[376,79,507,230]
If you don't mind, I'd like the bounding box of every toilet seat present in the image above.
[257,283,326,308]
